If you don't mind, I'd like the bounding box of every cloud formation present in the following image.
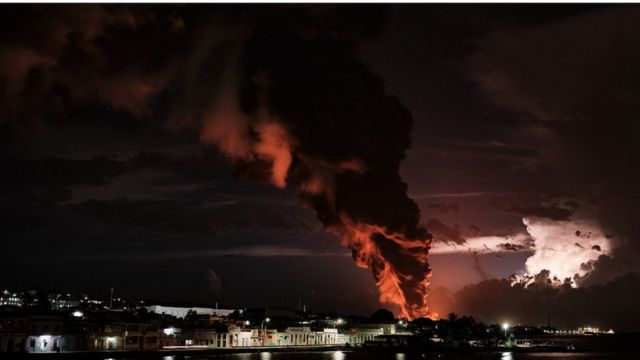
[467,6,640,285]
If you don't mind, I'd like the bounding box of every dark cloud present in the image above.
[471,252,489,280]
[427,202,459,214]
[426,218,465,245]
[496,243,527,252]
[508,204,576,221]
[467,6,640,284]
[450,273,640,332]
[204,269,223,292]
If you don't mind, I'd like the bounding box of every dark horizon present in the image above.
[2,4,640,332]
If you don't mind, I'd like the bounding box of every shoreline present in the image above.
[1,345,639,359]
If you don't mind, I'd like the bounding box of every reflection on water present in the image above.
[101,350,639,360]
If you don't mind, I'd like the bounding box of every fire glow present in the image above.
[330,217,432,320]
[196,14,434,319]
[202,118,433,319]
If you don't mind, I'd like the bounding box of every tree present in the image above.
[370,308,395,322]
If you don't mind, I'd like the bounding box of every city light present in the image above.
[72,311,83,318]
[502,323,510,338]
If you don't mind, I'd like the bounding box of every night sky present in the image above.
[2,4,640,330]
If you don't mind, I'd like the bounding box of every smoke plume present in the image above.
[206,6,432,319]
[0,5,432,318]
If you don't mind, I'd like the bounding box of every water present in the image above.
[104,350,639,360]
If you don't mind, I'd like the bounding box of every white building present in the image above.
[177,329,231,348]
[347,327,385,345]
[143,305,237,318]
[285,327,311,346]
[228,326,254,347]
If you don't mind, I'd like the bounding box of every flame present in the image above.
[329,216,432,320]
[200,99,433,320]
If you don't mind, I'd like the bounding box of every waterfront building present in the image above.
[0,315,27,352]
[176,329,231,348]
[347,327,385,345]
[124,322,160,351]
[24,316,81,353]
[86,322,125,351]
[285,326,311,346]
[228,326,253,347]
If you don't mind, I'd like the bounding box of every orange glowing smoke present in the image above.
[330,217,432,320]
[201,113,433,319]
[253,121,293,188]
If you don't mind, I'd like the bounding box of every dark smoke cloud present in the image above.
[0,5,431,317]
[427,218,465,245]
[233,6,431,318]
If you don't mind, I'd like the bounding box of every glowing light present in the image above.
[332,351,345,360]
[502,323,509,330]
[72,310,83,317]
[163,327,176,336]
[328,217,432,320]
[501,352,513,360]
[520,216,611,286]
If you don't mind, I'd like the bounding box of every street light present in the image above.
[502,323,510,338]
[261,317,270,346]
